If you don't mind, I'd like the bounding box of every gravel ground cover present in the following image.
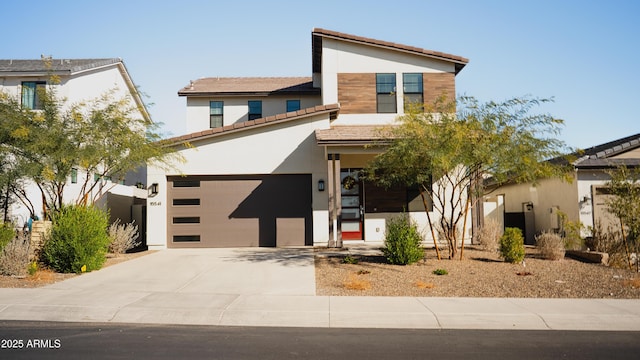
[315,246,640,298]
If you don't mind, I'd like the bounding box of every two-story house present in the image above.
[146,28,468,249]
[0,58,149,233]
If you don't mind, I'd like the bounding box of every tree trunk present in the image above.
[420,190,441,260]
[460,197,471,260]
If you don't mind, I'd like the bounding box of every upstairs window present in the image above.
[286,99,301,112]
[21,81,46,110]
[248,100,262,120]
[209,101,224,128]
[376,73,396,113]
[403,73,423,112]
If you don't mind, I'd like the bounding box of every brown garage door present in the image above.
[167,174,312,248]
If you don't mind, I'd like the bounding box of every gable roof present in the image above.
[0,58,123,75]
[165,104,339,146]
[574,133,640,169]
[178,77,320,97]
[312,28,469,75]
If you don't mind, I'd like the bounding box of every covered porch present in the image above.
[316,126,429,247]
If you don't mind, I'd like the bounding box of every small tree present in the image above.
[367,95,570,260]
[604,166,640,271]
[0,58,182,218]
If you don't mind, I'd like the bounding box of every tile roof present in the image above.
[0,58,122,74]
[315,125,394,146]
[312,28,468,74]
[178,77,319,96]
[164,104,340,146]
[573,133,640,168]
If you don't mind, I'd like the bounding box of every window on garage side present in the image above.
[21,81,46,110]
[376,73,396,113]
[403,73,423,112]
[173,217,201,224]
[286,99,301,112]
[248,100,262,120]
[173,198,200,206]
[210,101,223,128]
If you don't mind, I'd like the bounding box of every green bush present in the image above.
[0,222,14,252]
[499,227,526,263]
[382,214,424,265]
[42,205,110,273]
[432,268,448,275]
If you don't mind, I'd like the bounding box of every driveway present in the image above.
[47,248,316,295]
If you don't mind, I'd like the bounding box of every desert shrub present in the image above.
[432,268,448,275]
[499,227,525,263]
[42,205,110,273]
[587,221,628,268]
[342,254,359,264]
[476,218,502,252]
[382,213,424,265]
[536,231,565,260]
[108,219,140,254]
[558,211,585,250]
[0,222,14,252]
[343,274,371,290]
[0,232,30,276]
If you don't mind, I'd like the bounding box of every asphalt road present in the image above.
[1,321,638,359]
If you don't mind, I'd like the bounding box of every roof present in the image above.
[312,28,469,75]
[315,125,393,146]
[573,133,640,169]
[165,104,340,146]
[178,77,320,97]
[0,58,122,75]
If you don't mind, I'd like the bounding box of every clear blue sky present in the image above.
[2,0,638,149]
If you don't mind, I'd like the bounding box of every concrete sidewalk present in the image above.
[0,248,639,331]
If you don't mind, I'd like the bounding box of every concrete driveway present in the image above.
[47,248,316,295]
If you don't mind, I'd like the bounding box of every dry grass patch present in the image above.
[623,278,640,289]
[343,273,371,290]
[415,280,435,289]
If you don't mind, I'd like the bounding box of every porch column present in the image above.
[327,154,336,247]
[327,153,343,248]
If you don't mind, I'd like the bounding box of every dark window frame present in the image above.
[403,73,424,112]
[209,101,224,128]
[376,73,397,113]
[21,81,46,110]
[248,100,262,120]
[286,99,301,112]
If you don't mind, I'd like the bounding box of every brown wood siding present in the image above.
[337,73,376,114]
[424,73,455,105]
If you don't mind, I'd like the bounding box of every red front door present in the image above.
[340,170,363,240]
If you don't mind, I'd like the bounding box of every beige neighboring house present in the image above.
[0,58,149,238]
[147,28,469,249]
[484,133,640,245]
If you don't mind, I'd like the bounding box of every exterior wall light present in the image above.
[149,183,159,196]
[318,179,325,192]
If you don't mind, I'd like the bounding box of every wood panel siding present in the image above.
[424,73,455,105]
[338,73,376,114]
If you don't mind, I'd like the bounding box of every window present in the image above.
[209,101,224,128]
[376,73,396,113]
[286,100,301,112]
[173,235,201,242]
[21,81,46,110]
[248,100,262,120]
[403,73,423,112]
[173,217,201,224]
[71,168,78,184]
[173,180,200,188]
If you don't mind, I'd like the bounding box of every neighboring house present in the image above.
[0,58,148,234]
[147,28,469,249]
[485,133,640,245]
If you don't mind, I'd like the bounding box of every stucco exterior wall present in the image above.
[185,95,321,133]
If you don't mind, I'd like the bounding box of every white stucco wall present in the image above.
[184,95,322,133]
[2,63,148,224]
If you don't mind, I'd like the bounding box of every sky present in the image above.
[2,0,638,150]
